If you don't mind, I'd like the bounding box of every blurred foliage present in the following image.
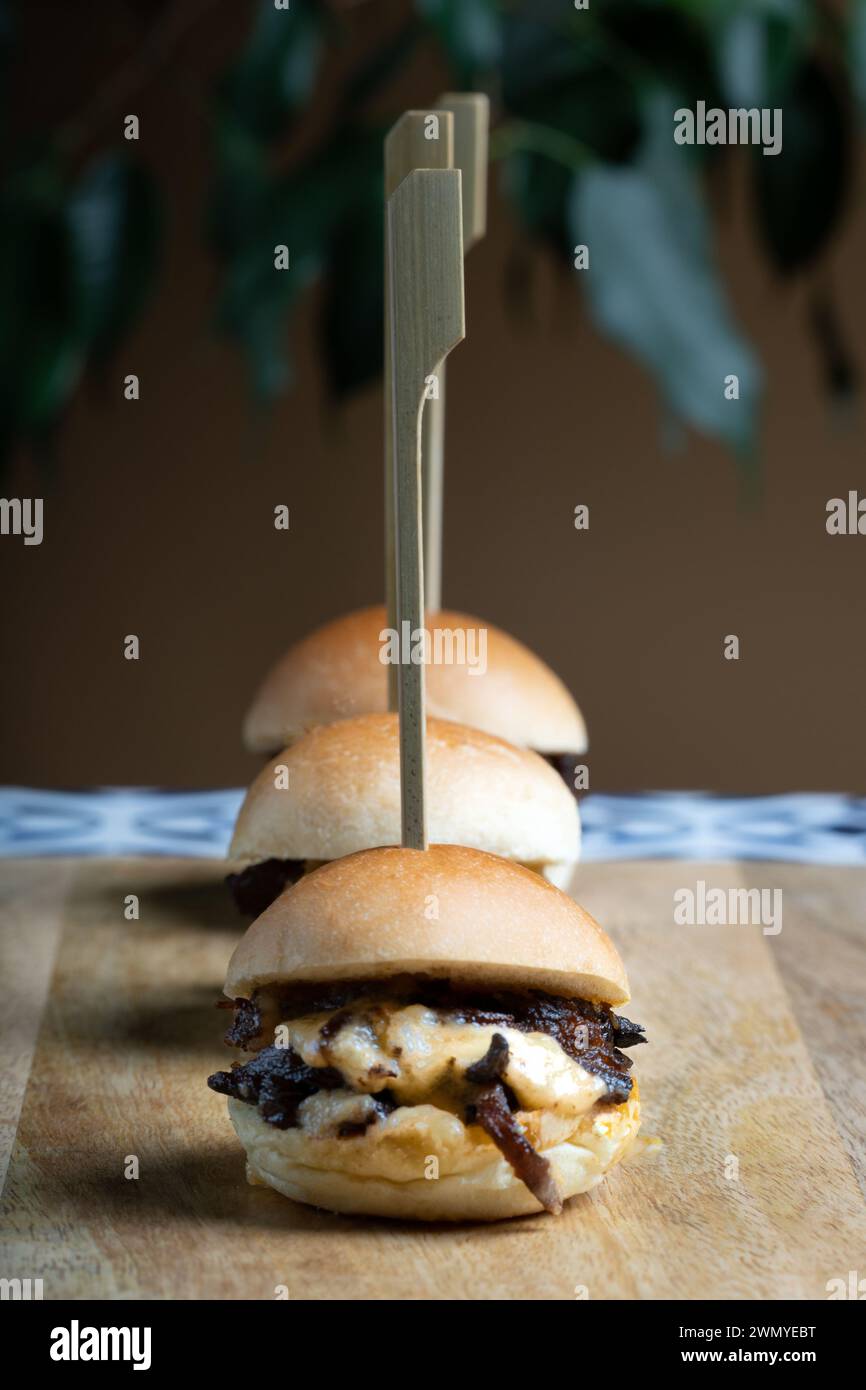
[1,0,863,474]
[573,92,762,454]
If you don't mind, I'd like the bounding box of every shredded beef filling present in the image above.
[216,995,263,1050]
[209,982,645,1206]
[462,1033,563,1209]
[469,1081,563,1215]
[226,857,305,916]
[208,1045,342,1129]
[222,978,644,1103]
[464,1031,511,1086]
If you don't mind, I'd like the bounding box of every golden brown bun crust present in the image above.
[225,843,628,1005]
[230,714,580,871]
[242,605,587,755]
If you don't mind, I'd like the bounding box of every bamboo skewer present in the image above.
[383,110,454,712]
[387,169,465,848]
[421,93,489,613]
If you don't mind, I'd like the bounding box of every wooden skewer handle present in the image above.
[383,111,454,709]
[422,93,489,612]
[387,169,465,848]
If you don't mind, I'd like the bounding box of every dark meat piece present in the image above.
[464,1033,510,1085]
[612,1014,647,1049]
[221,992,288,1053]
[225,857,304,917]
[469,1084,563,1215]
[538,751,584,799]
[517,995,638,1104]
[219,996,263,1050]
[207,1046,342,1129]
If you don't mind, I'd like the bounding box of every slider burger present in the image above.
[208,844,646,1221]
[227,713,581,915]
[242,606,587,793]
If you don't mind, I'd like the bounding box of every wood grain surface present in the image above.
[1,856,864,1301]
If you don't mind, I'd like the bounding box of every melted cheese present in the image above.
[284,999,607,1121]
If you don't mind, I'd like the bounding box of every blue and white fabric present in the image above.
[0,788,863,864]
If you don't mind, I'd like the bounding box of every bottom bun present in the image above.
[228,1089,641,1222]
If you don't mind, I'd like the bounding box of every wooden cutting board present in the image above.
[1,856,864,1300]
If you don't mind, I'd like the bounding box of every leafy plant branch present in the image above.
[0,0,860,478]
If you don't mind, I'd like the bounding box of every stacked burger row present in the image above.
[208,608,648,1220]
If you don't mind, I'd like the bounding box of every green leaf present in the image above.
[506,62,641,165]
[216,235,308,402]
[0,157,84,441]
[319,180,384,399]
[716,14,766,106]
[218,0,326,141]
[208,116,271,259]
[0,0,14,70]
[849,0,866,117]
[501,14,640,163]
[715,6,812,107]
[214,158,331,399]
[339,17,422,116]
[571,92,762,453]
[595,1,723,111]
[808,287,858,405]
[501,7,584,107]
[67,153,160,362]
[232,296,295,402]
[417,0,501,85]
[669,0,808,21]
[213,128,382,401]
[503,150,574,259]
[753,61,851,275]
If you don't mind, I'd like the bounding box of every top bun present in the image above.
[225,844,628,1005]
[242,605,587,756]
[230,714,580,873]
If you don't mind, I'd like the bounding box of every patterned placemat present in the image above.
[0,788,864,864]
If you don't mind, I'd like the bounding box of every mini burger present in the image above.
[242,606,587,793]
[208,844,646,1221]
[227,713,581,915]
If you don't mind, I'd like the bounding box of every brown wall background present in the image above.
[1,1,865,793]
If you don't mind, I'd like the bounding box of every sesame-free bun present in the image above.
[225,843,629,1005]
[230,1088,641,1222]
[230,714,580,879]
[242,605,587,756]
